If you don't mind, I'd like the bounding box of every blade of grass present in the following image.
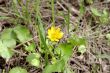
[25,0,31,24]
[12,0,22,19]
[67,9,70,34]
[35,0,49,65]
[12,0,18,13]
[64,8,70,34]
[51,0,55,25]
[35,0,46,44]
[0,16,9,20]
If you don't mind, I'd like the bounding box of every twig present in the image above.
[70,58,90,73]
[15,36,38,49]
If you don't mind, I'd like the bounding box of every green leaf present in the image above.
[35,0,46,48]
[3,39,16,49]
[25,42,36,52]
[79,0,85,15]
[0,28,16,49]
[106,33,110,40]
[59,43,73,57]
[99,17,109,24]
[36,17,47,49]
[78,45,86,54]
[80,5,85,15]
[64,67,74,73]
[45,43,73,73]
[26,53,40,67]
[0,28,15,40]
[13,25,32,43]
[99,10,109,24]
[12,0,18,5]
[0,40,14,60]
[91,7,101,16]
[43,59,65,73]
[9,67,28,73]
[68,35,86,46]
[103,10,109,17]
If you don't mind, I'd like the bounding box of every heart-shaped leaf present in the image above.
[0,40,14,60]
[0,28,16,49]
[9,67,28,73]
[26,53,40,67]
[43,59,65,73]
[3,39,16,49]
[59,43,73,57]
[0,28,15,40]
[13,25,32,43]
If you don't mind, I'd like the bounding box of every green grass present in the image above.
[0,0,110,73]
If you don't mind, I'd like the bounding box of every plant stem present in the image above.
[51,0,55,25]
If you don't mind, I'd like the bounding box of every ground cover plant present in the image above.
[0,0,110,73]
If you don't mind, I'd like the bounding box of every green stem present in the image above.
[67,8,70,34]
[51,0,55,25]
[35,0,55,65]
[25,0,31,24]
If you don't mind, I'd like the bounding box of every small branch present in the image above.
[15,36,38,49]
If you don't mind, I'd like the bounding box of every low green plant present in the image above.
[106,33,110,45]
[9,67,28,73]
[0,0,88,73]
[26,53,40,67]
[91,7,109,24]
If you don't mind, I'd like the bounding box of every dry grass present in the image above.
[0,0,110,73]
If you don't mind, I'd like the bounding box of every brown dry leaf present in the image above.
[0,0,4,3]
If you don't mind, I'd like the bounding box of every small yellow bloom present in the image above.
[47,26,64,42]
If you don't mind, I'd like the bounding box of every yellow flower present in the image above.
[47,26,64,42]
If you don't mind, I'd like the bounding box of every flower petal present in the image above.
[47,26,64,42]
